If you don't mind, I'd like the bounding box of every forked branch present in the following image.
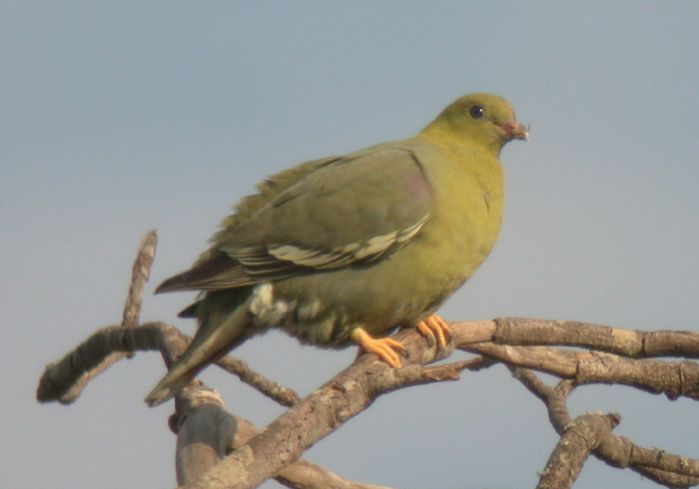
[36,231,699,489]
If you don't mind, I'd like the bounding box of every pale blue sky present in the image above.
[2,2,698,488]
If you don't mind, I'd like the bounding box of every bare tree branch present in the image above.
[513,368,699,488]
[37,232,389,489]
[216,356,300,407]
[536,413,620,489]
[36,234,699,489]
[37,316,699,488]
[174,387,237,485]
[173,384,394,489]
[122,230,158,327]
[492,317,699,358]
[463,342,699,400]
[178,328,491,489]
[52,230,157,403]
[37,322,181,403]
[36,323,299,407]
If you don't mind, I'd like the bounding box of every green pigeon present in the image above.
[145,93,527,406]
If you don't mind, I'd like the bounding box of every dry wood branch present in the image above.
[178,329,491,489]
[36,322,182,403]
[234,417,393,489]
[453,318,699,370]
[36,235,699,489]
[595,434,699,487]
[493,317,699,358]
[174,387,237,485]
[53,230,157,402]
[370,358,494,394]
[576,354,699,400]
[513,369,699,488]
[464,343,579,377]
[122,230,158,327]
[173,384,393,489]
[510,369,574,429]
[537,413,620,489]
[38,317,699,487]
[38,316,699,488]
[36,321,299,407]
[37,233,388,489]
[460,340,699,401]
[216,356,300,407]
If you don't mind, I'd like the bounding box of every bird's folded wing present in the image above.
[157,144,433,292]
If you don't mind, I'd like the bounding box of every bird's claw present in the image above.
[416,314,451,349]
[351,327,406,368]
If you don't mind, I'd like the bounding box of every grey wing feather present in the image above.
[156,142,433,293]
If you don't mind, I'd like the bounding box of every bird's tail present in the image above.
[145,300,251,407]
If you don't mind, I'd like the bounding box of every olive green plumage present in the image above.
[145,93,527,406]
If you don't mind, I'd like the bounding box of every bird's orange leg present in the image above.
[416,314,451,349]
[351,327,406,368]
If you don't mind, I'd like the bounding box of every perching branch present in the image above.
[37,231,699,489]
[492,317,699,358]
[175,329,494,489]
[173,384,390,489]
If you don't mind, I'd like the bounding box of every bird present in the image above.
[145,93,528,406]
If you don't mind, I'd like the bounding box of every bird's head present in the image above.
[421,93,528,154]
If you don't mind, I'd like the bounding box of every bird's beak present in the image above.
[502,121,529,141]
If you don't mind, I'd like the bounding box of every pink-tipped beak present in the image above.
[502,121,529,141]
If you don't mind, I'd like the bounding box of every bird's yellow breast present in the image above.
[417,141,505,280]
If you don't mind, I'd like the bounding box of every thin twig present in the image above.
[216,356,300,406]
[46,231,157,403]
[122,230,157,327]
[36,321,301,407]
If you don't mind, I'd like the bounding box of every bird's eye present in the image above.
[469,105,485,119]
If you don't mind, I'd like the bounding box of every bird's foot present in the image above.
[351,327,405,368]
[416,314,451,349]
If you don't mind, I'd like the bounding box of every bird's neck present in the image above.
[417,124,502,159]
